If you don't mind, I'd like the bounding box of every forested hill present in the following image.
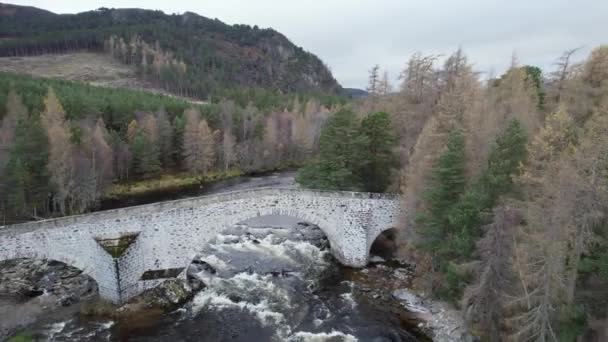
[0,3,342,100]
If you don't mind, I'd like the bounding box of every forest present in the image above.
[342,46,608,341]
[0,4,342,100]
[0,71,338,223]
[285,44,608,341]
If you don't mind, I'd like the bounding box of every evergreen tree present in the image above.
[358,111,396,192]
[131,131,161,179]
[4,117,49,219]
[155,107,174,168]
[416,129,466,256]
[447,120,528,259]
[297,109,368,190]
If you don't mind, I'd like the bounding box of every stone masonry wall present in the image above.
[0,188,401,303]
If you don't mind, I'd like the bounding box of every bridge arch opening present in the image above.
[183,214,333,285]
[0,257,99,333]
[0,257,99,302]
[369,227,399,260]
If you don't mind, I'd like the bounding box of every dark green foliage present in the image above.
[416,129,467,255]
[297,110,397,192]
[7,331,35,342]
[523,65,545,108]
[131,132,161,179]
[0,72,205,132]
[417,121,527,300]
[557,306,587,342]
[436,263,469,304]
[358,111,397,192]
[297,109,368,191]
[4,117,50,218]
[445,120,528,259]
[579,223,608,281]
[478,120,528,200]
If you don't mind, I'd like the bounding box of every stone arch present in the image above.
[0,250,90,278]
[0,251,102,301]
[181,205,349,268]
[0,237,118,302]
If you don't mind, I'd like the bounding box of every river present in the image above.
[1,171,431,341]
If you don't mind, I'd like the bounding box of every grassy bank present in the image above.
[103,169,245,199]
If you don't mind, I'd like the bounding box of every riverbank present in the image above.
[98,168,300,211]
[103,169,245,199]
[345,259,472,342]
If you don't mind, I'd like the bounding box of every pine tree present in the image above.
[447,120,528,260]
[155,107,174,169]
[131,131,161,179]
[297,109,368,190]
[4,118,50,219]
[358,111,396,192]
[416,129,466,256]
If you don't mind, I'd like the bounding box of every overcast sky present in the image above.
[9,0,608,88]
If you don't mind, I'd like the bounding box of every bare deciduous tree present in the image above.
[182,109,215,174]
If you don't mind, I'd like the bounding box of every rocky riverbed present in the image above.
[0,259,98,340]
[1,229,471,341]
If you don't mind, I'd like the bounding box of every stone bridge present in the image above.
[0,188,402,303]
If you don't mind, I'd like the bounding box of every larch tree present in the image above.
[90,119,114,200]
[221,130,236,171]
[263,112,281,169]
[182,108,215,175]
[507,105,579,342]
[41,87,74,215]
[549,47,582,104]
[379,71,392,96]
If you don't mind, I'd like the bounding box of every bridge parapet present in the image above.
[0,187,400,234]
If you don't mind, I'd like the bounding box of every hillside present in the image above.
[0,3,342,100]
[0,53,209,104]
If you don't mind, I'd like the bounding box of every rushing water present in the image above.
[19,216,421,341]
[4,172,427,341]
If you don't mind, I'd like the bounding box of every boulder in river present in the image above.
[139,279,195,310]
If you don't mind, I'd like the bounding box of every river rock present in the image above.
[392,289,428,314]
[0,259,97,304]
[369,255,386,263]
[139,279,194,310]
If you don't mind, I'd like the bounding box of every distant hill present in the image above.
[0,3,342,100]
[344,88,368,99]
